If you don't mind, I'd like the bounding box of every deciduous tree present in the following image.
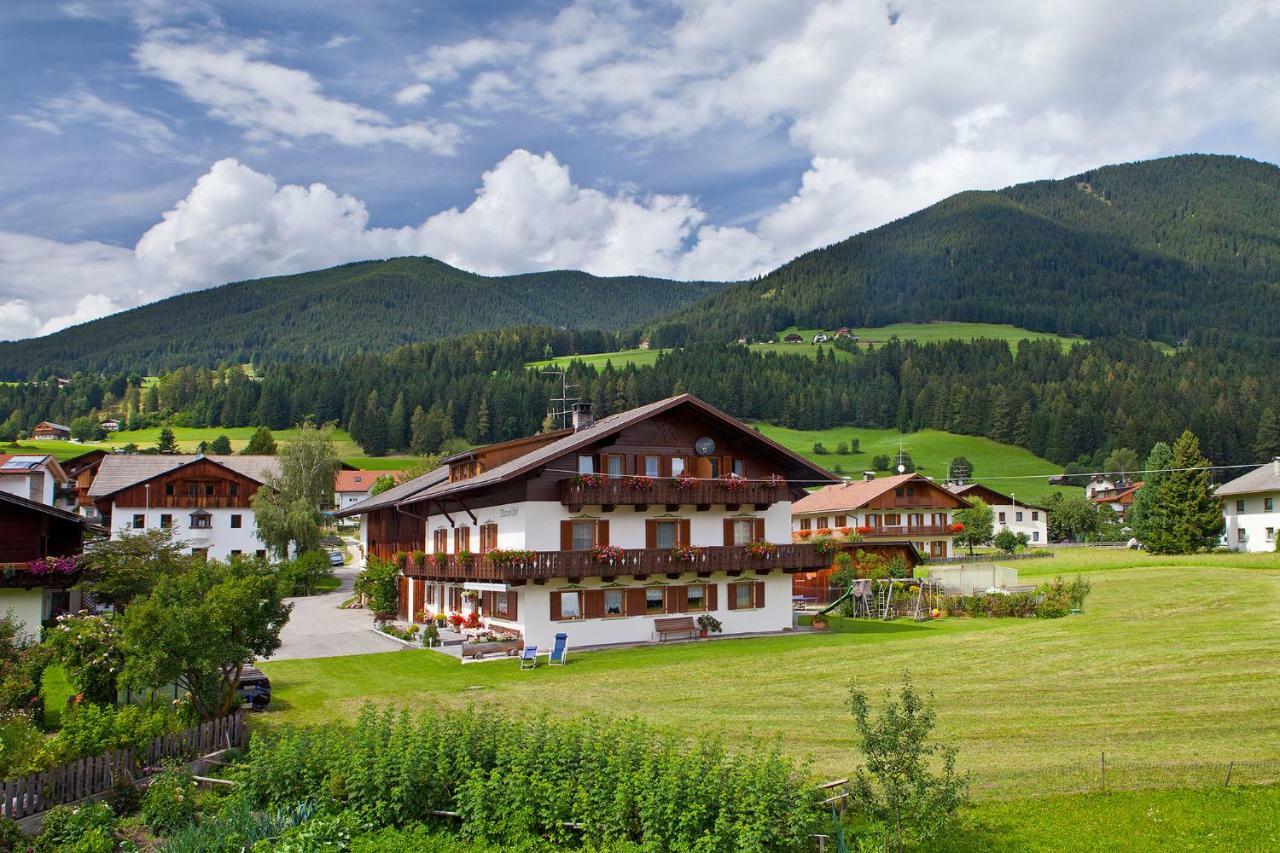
[953,498,993,556]
[250,422,341,558]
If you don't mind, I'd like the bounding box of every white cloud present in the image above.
[135,38,461,152]
[412,38,516,82]
[1,152,771,341]
[393,83,433,105]
[11,86,184,158]
[322,34,356,49]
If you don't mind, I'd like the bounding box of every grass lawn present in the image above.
[258,563,1280,802]
[842,322,1084,353]
[40,665,72,729]
[5,426,364,461]
[753,422,1068,504]
[1016,546,1280,577]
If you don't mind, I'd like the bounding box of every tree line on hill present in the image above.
[4,326,1280,476]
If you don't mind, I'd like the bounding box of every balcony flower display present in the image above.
[723,473,747,491]
[623,475,654,490]
[571,472,607,487]
[838,527,853,537]
[593,545,626,564]
[767,473,786,487]
[815,527,833,537]
[745,539,776,558]
[856,525,874,535]
[25,555,80,576]
[812,536,840,556]
[796,529,814,539]
[669,545,703,562]
[948,522,965,534]
[671,472,699,489]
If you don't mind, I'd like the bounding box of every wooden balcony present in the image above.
[398,543,829,582]
[561,476,790,509]
[125,495,247,510]
[861,525,953,538]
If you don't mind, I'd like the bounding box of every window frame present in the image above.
[230,514,242,529]
[571,520,597,551]
[603,587,625,617]
[654,520,679,550]
[577,454,596,475]
[558,590,582,620]
[645,587,666,614]
[159,513,173,529]
[685,583,707,612]
[189,511,212,530]
[131,514,145,529]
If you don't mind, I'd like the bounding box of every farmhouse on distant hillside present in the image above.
[0,488,89,641]
[1218,458,1280,553]
[89,454,279,560]
[100,418,121,432]
[1090,481,1143,522]
[793,472,969,559]
[812,333,829,343]
[337,394,837,649]
[31,421,70,440]
[946,482,1047,545]
[783,333,804,343]
[335,469,399,510]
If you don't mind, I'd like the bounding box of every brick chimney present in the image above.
[572,402,594,432]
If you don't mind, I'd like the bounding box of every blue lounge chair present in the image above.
[549,633,569,666]
[519,645,538,670]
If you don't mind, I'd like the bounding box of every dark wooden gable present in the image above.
[103,459,264,510]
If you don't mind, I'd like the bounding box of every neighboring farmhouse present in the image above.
[337,394,836,649]
[335,469,399,510]
[31,421,71,440]
[792,472,968,559]
[946,482,1048,545]
[0,453,67,508]
[89,455,279,560]
[1091,481,1143,522]
[1218,458,1280,552]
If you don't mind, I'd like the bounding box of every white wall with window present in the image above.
[991,503,1048,546]
[1223,492,1280,553]
[107,503,267,560]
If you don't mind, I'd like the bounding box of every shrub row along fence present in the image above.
[931,550,1056,565]
[0,712,245,820]
[244,705,820,852]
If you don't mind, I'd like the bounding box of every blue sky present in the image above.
[1,0,1278,340]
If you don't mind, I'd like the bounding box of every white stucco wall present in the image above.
[337,490,372,510]
[992,504,1048,545]
[1223,492,1279,553]
[0,590,46,643]
[110,503,267,560]
[0,471,54,506]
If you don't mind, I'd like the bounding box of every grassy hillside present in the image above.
[0,257,728,378]
[259,562,1280,802]
[753,422,1068,504]
[654,154,1280,349]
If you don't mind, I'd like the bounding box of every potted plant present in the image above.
[593,544,625,565]
[669,545,703,562]
[810,613,828,630]
[696,614,723,638]
[671,472,698,489]
[745,539,776,558]
[422,620,440,647]
[435,611,448,629]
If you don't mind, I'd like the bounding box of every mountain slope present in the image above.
[0,258,728,378]
[650,154,1280,348]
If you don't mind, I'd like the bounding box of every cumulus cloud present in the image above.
[135,38,461,152]
[0,152,773,341]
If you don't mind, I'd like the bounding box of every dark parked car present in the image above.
[236,665,271,711]
[329,550,345,566]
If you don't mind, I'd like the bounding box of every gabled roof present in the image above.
[0,489,87,524]
[34,421,70,431]
[334,465,450,517]
[339,394,837,516]
[1215,462,1280,497]
[0,453,67,483]
[945,482,1047,511]
[793,473,968,514]
[335,470,399,493]
[88,454,280,499]
[1091,482,1143,504]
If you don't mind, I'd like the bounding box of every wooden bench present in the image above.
[653,616,698,642]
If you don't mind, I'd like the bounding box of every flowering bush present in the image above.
[623,475,654,490]
[671,472,699,489]
[463,611,484,630]
[593,545,626,563]
[45,613,123,705]
[745,539,777,558]
[696,614,723,634]
[812,537,841,556]
[25,555,79,576]
[838,527,853,537]
[448,612,465,629]
[37,801,117,852]
[572,473,607,487]
[947,522,965,534]
[669,545,703,561]
[815,528,833,537]
[141,762,197,834]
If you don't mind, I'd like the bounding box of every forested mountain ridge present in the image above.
[649,154,1280,349]
[0,258,726,379]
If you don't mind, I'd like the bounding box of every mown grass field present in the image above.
[259,558,1280,807]
[753,422,1067,504]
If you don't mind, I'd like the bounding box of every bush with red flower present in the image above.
[448,612,466,629]
[572,473,607,487]
[464,611,484,630]
[948,522,965,534]
[856,525,874,535]
[815,528,833,537]
[669,545,703,562]
[593,545,626,563]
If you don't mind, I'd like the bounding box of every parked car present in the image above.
[329,550,345,566]
[236,665,271,711]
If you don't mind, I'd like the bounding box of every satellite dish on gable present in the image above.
[897,464,906,473]
[694,437,716,456]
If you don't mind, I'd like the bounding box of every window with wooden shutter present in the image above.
[800,517,812,531]
[706,583,718,611]
[479,522,498,553]
[685,584,706,612]
[723,518,735,546]
[666,586,687,613]
[644,586,667,614]
[835,514,847,527]
[603,588,625,616]
[678,518,691,547]
[455,526,471,552]
[596,519,609,547]
[433,528,449,553]
[563,520,598,551]
[553,590,582,620]
[645,520,658,549]
[753,517,765,540]
[754,581,766,609]
[625,587,647,616]
[583,589,605,619]
[729,581,756,610]
[550,591,562,621]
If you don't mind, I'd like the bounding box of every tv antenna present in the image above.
[541,368,580,431]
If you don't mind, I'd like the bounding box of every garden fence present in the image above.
[0,711,245,820]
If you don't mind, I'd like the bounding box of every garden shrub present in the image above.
[0,816,23,851]
[54,702,184,763]
[0,711,54,779]
[106,771,141,816]
[44,613,124,706]
[355,558,399,618]
[140,762,197,835]
[36,802,116,853]
[274,550,335,597]
[243,705,819,851]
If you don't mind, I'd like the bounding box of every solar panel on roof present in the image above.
[0,456,42,470]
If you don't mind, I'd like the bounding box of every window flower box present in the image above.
[624,475,655,490]
[948,523,965,534]
[745,539,776,558]
[723,474,748,492]
[671,473,699,489]
[593,545,626,564]
[572,473,608,487]
[25,555,80,577]
[855,525,874,535]
[767,473,786,487]
[669,545,703,562]
[796,529,814,539]
[488,548,536,568]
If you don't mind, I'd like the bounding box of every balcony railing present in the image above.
[397,543,829,582]
[561,476,790,508]
[862,525,953,537]
[125,495,246,509]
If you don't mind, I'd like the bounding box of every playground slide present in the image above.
[817,587,855,617]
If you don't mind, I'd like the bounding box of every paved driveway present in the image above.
[267,539,404,661]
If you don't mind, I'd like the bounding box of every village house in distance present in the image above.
[1218,458,1280,552]
[791,472,968,559]
[946,482,1048,545]
[337,394,837,648]
[88,455,279,560]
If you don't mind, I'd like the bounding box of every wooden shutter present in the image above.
[668,586,687,613]
[625,587,646,616]
[706,583,718,611]
[754,581,765,609]
[583,589,605,619]
[678,519,691,547]
[561,521,574,550]
[481,590,494,613]
[596,520,609,547]
[550,591,562,621]
[835,514,847,527]
[645,520,658,549]
[723,519,735,546]
[507,591,518,621]
[753,517,765,540]
[727,582,741,610]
